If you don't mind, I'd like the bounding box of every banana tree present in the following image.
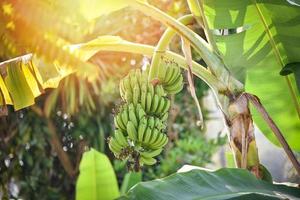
[1,0,299,178]
[71,0,300,177]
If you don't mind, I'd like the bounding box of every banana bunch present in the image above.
[158,60,184,94]
[119,69,170,117]
[109,64,183,169]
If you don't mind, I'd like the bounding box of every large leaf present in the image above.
[0,54,72,111]
[121,168,300,200]
[76,148,120,200]
[202,0,300,150]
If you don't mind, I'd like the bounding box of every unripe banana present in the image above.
[168,67,180,85]
[164,66,175,84]
[127,121,137,141]
[168,69,182,86]
[140,148,163,158]
[141,85,147,110]
[149,128,159,144]
[161,112,168,122]
[143,127,152,144]
[128,106,138,128]
[125,91,133,103]
[161,99,171,114]
[136,104,146,120]
[110,137,122,152]
[138,121,147,142]
[150,94,159,113]
[133,85,140,105]
[147,83,154,97]
[121,109,129,127]
[146,92,152,112]
[156,97,166,115]
[164,76,183,94]
[150,133,164,149]
[123,78,132,95]
[140,156,157,166]
[109,141,120,155]
[148,116,155,129]
[115,114,126,131]
[135,69,142,85]
[120,79,126,99]
[114,130,128,147]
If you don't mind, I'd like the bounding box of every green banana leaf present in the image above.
[0,55,72,111]
[202,0,300,150]
[76,148,120,200]
[120,168,300,200]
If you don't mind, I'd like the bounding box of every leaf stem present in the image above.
[245,93,300,175]
[79,40,226,92]
[131,1,243,92]
[149,14,194,82]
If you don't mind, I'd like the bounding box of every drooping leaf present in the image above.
[121,168,300,200]
[202,0,300,150]
[76,148,120,200]
[0,55,71,111]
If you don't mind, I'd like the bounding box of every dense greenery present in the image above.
[1,0,300,199]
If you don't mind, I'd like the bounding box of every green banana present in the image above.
[115,114,126,130]
[147,83,154,97]
[140,156,157,165]
[109,141,120,155]
[140,148,163,158]
[138,121,147,142]
[150,133,164,149]
[146,92,152,112]
[123,78,132,95]
[143,127,152,145]
[125,91,133,102]
[164,76,183,94]
[133,85,140,105]
[167,67,180,85]
[150,94,159,113]
[128,106,138,128]
[161,112,168,122]
[149,128,159,144]
[110,137,122,152]
[148,116,155,129]
[161,99,171,114]
[114,130,128,147]
[121,109,129,126]
[136,104,146,120]
[156,98,166,115]
[141,85,147,110]
[164,66,175,84]
[127,121,137,141]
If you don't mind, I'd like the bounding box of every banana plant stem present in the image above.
[130,1,243,92]
[78,41,226,92]
[149,14,194,82]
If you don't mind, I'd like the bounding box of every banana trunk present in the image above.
[225,93,261,178]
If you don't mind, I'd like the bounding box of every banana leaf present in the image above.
[202,0,300,150]
[120,168,300,200]
[0,55,71,111]
[76,148,120,200]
